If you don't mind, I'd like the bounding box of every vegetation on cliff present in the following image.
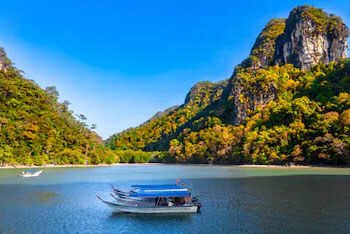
[0,51,120,165]
[106,80,228,152]
[293,5,348,37]
[109,59,350,165]
[108,5,350,165]
[240,18,286,69]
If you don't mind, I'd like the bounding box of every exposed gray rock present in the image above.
[0,48,12,71]
[231,76,276,125]
[274,6,348,70]
[230,5,349,125]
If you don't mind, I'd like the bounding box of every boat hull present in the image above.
[103,200,198,213]
[21,170,42,177]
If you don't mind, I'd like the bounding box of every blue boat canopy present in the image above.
[24,169,40,173]
[129,190,191,198]
[131,184,187,190]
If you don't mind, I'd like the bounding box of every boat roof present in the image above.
[131,184,187,189]
[24,169,40,173]
[129,190,191,198]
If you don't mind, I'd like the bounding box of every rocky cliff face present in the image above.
[274,5,349,70]
[230,5,349,125]
[231,73,277,125]
[0,48,12,71]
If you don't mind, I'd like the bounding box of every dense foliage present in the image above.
[295,5,349,37]
[0,56,155,165]
[109,59,350,165]
[114,150,158,163]
[0,53,119,165]
[108,5,350,165]
[106,80,228,152]
[241,18,286,69]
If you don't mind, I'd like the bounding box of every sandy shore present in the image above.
[237,164,312,168]
[0,163,346,169]
[0,163,163,169]
[0,164,116,169]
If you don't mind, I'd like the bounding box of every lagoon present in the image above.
[1,165,350,233]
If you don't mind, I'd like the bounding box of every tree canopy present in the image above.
[0,51,118,165]
[109,59,350,165]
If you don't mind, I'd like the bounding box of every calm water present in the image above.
[1,165,350,233]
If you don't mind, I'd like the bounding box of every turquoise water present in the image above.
[1,165,350,233]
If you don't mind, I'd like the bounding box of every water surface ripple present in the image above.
[1,165,350,233]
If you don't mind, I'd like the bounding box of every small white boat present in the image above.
[20,169,43,177]
[98,181,202,214]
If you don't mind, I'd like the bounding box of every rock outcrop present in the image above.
[230,5,349,125]
[0,48,12,71]
[274,5,349,70]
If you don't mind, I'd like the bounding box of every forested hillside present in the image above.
[107,5,350,165]
[0,49,118,165]
[106,80,228,152]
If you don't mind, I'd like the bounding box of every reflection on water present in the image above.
[23,191,60,204]
[1,165,350,233]
[110,212,194,221]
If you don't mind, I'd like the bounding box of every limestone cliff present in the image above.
[274,5,349,70]
[230,5,349,125]
[0,48,13,71]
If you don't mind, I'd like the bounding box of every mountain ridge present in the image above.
[107,5,350,165]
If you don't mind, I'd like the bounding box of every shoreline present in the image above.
[0,163,349,169]
[0,163,164,169]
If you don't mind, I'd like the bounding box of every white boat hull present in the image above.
[102,200,198,213]
[21,170,42,177]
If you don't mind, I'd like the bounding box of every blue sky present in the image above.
[0,0,349,139]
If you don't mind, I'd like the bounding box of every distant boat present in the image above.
[98,181,202,213]
[20,169,43,177]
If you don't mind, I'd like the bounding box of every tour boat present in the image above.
[20,169,43,177]
[98,181,201,213]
